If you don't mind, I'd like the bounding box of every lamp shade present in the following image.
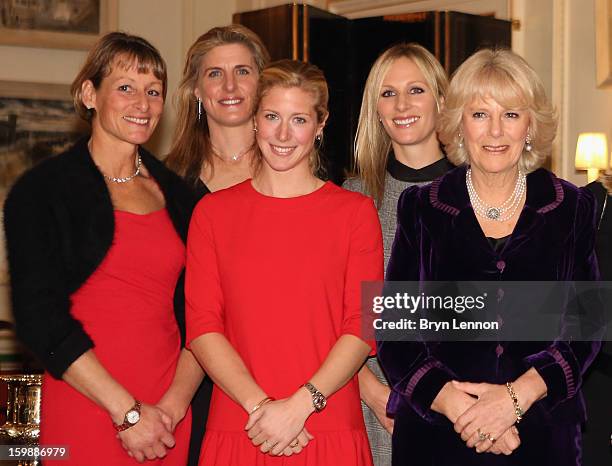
[575,132,609,169]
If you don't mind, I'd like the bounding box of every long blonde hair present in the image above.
[354,43,448,205]
[165,25,270,187]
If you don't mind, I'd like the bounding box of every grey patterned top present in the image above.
[343,155,454,466]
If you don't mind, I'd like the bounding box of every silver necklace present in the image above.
[466,168,526,221]
[211,143,251,163]
[102,154,142,183]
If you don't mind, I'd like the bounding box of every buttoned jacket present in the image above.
[379,166,601,426]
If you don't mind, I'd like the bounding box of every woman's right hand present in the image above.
[117,403,175,462]
[431,381,478,423]
[431,382,521,456]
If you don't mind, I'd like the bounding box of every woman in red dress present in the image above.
[4,33,203,465]
[186,59,383,465]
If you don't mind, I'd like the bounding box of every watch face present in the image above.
[313,394,327,411]
[126,410,140,424]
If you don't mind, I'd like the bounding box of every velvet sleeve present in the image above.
[378,186,456,420]
[3,177,94,379]
[523,187,603,410]
[342,197,383,352]
[185,198,225,345]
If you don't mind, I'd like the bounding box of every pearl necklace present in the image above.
[466,168,526,221]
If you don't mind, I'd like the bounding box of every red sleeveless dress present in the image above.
[40,209,190,465]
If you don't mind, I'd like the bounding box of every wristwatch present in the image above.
[304,382,327,412]
[114,400,142,432]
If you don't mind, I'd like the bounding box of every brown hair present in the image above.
[71,31,167,121]
[438,48,557,172]
[353,43,448,205]
[165,24,270,186]
[253,59,329,176]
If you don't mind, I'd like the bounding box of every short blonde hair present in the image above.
[438,48,557,172]
[354,43,448,204]
[253,59,329,176]
[71,32,167,121]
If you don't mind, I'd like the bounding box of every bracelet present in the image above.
[249,396,274,415]
[506,382,524,424]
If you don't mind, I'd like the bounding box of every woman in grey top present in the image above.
[344,43,452,466]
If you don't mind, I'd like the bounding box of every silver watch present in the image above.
[304,382,327,412]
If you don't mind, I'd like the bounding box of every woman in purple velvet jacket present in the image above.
[379,49,601,465]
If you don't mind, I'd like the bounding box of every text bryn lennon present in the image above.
[373,318,500,331]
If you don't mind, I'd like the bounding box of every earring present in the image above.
[253,125,258,133]
[315,134,322,142]
[196,97,203,121]
[525,134,532,152]
[458,134,464,149]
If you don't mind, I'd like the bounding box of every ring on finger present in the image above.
[487,434,496,444]
[289,440,299,448]
[477,428,488,442]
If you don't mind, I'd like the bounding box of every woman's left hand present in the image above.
[156,393,189,432]
[245,388,314,455]
[452,381,517,453]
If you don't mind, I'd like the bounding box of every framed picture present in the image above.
[0,0,118,50]
[596,0,612,88]
[0,80,88,315]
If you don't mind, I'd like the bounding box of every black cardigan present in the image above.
[3,138,196,379]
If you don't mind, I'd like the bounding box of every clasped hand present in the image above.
[117,403,176,463]
[452,381,521,455]
[245,392,315,457]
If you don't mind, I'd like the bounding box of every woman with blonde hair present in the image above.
[186,59,383,465]
[343,42,452,466]
[166,25,270,465]
[379,48,601,465]
[166,24,270,195]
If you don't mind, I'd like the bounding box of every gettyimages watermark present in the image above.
[361,281,612,342]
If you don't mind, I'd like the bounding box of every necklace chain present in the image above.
[466,168,526,222]
[211,143,251,163]
[103,154,142,183]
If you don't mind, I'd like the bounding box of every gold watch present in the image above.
[114,400,142,432]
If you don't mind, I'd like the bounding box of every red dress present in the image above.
[186,180,383,466]
[40,209,191,465]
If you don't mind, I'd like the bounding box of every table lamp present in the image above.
[575,132,609,183]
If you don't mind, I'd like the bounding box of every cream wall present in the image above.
[562,0,612,185]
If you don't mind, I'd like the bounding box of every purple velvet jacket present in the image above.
[378,166,601,464]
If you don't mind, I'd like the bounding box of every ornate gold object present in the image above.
[0,374,42,466]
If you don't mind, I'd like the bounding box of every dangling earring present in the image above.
[458,133,464,149]
[315,134,322,143]
[525,133,532,152]
[196,97,203,121]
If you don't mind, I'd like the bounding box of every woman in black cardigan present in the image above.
[3,33,202,465]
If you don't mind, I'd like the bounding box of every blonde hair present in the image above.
[165,24,270,186]
[353,43,448,205]
[71,32,167,121]
[253,59,329,176]
[438,48,557,172]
